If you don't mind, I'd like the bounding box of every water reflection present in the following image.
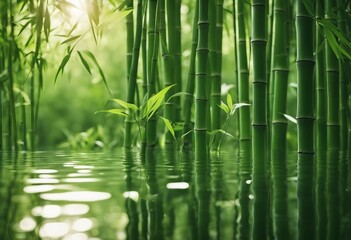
[237,141,251,239]
[123,149,139,240]
[0,149,350,239]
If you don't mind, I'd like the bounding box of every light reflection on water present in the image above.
[0,149,349,239]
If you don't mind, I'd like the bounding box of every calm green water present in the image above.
[0,148,349,240]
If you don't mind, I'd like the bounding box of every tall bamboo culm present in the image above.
[235,0,251,147]
[251,0,268,239]
[210,0,224,150]
[316,0,326,151]
[124,0,143,148]
[270,0,289,238]
[146,0,159,147]
[337,0,349,152]
[296,1,315,239]
[182,1,198,147]
[195,0,210,162]
[325,0,340,151]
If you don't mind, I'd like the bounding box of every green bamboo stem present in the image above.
[195,0,210,162]
[7,0,18,151]
[326,0,340,151]
[146,0,159,147]
[235,0,251,144]
[296,1,315,239]
[174,0,182,122]
[316,0,326,151]
[124,0,143,148]
[161,0,175,144]
[210,0,224,150]
[182,1,198,147]
[337,0,348,152]
[141,7,148,97]
[251,0,268,238]
[271,0,289,238]
[126,0,134,83]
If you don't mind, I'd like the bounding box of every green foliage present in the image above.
[96,85,176,146]
[214,93,250,152]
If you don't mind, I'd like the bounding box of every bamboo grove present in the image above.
[1,0,351,236]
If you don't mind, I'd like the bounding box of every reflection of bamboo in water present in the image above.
[195,162,211,240]
[237,141,251,239]
[326,149,340,239]
[123,150,139,240]
[211,155,223,239]
[163,145,178,238]
[0,153,19,239]
[181,152,197,240]
[316,151,327,240]
[338,152,348,238]
[145,148,164,239]
[271,149,289,239]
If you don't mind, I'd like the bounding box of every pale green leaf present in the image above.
[95,109,127,117]
[283,113,297,124]
[83,50,111,96]
[60,35,81,45]
[219,101,229,114]
[231,103,250,115]
[160,117,175,139]
[55,54,71,83]
[110,99,139,111]
[227,93,233,112]
[77,51,91,75]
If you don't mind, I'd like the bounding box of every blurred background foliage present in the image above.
[1,0,298,150]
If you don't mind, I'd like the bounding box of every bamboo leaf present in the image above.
[283,113,297,124]
[83,50,111,96]
[231,103,250,116]
[166,91,190,102]
[77,51,91,75]
[227,93,233,112]
[301,0,315,17]
[325,29,341,59]
[211,129,236,139]
[95,109,127,116]
[55,54,71,83]
[110,99,139,111]
[219,101,229,115]
[87,0,100,26]
[61,35,81,45]
[160,117,175,139]
[144,85,175,120]
[44,6,51,41]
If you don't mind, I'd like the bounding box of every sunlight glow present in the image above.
[26,178,60,184]
[123,191,139,202]
[24,184,54,193]
[32,205,62,218]
[19,217,37,232]
[40,191,111,202]
[63,178,100,183]
[166,182,189,189]
[32,169,58,174]
[63,233,89,240]
[62,204,90,215]
[72,218,94,232]
[39,222,70,239]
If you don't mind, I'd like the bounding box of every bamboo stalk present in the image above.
[195,0,210,162]
[124,0,143,148]
[235,0,251,144]
[251,0,268,238]
[296,0,315,239]
[271,0,289,238]
[146,0,159,147]
[325,0,340,151]
[316,0,327,151]
[182,0,198,148]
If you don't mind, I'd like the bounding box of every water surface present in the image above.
[0,148,349,239]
